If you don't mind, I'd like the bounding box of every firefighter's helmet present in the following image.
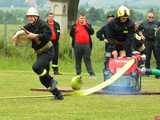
[117,5,130,17]
[26,7,39,16]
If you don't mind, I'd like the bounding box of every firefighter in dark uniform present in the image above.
[97,5,135,70]
[138,12,160,78]
[12,7,63,100]
[70,13,95,77]
[47,12,62,75]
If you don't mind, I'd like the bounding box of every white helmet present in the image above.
[26,7,39,16]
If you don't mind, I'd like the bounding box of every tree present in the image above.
[130,9,144,22]
[87,7,100,24]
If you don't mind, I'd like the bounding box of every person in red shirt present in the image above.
[70,13,95,77]
[47,12,62,75]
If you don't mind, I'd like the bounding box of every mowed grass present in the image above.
[0,61,160,120]
[0,24,160,120]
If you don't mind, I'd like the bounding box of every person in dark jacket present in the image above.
[47,12,62,75]
[70,13,95,77]
[96,14,114,70]
[97,5,135,70]
[138,12,160,78]
[96,14,115,52]
[154,23,160,79]
[12,7,63,100]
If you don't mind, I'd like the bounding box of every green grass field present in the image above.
[0,58,160,120]
[0,24,160,120]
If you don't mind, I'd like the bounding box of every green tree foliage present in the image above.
[78,6,147,25]
[78,7,106,25]
[130,9,144,22]
[0,0,27,7]
[87,7,105,25]
[0,9,26,24]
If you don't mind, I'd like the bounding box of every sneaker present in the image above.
[51,88,64,100]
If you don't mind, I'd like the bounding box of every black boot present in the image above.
[53,67,62,75]
[51,88,64,100]
[39,75,52,88]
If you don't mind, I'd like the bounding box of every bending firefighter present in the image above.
[12,7,63,100]
[97,5,136,71]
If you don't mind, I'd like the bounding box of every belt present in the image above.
[115,40,125,45]
[109,39,125,45]
[36,41,52,54]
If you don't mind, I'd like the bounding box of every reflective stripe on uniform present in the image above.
[135,33,142,41]
[39,69,47,77]
[52,64,58,68]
